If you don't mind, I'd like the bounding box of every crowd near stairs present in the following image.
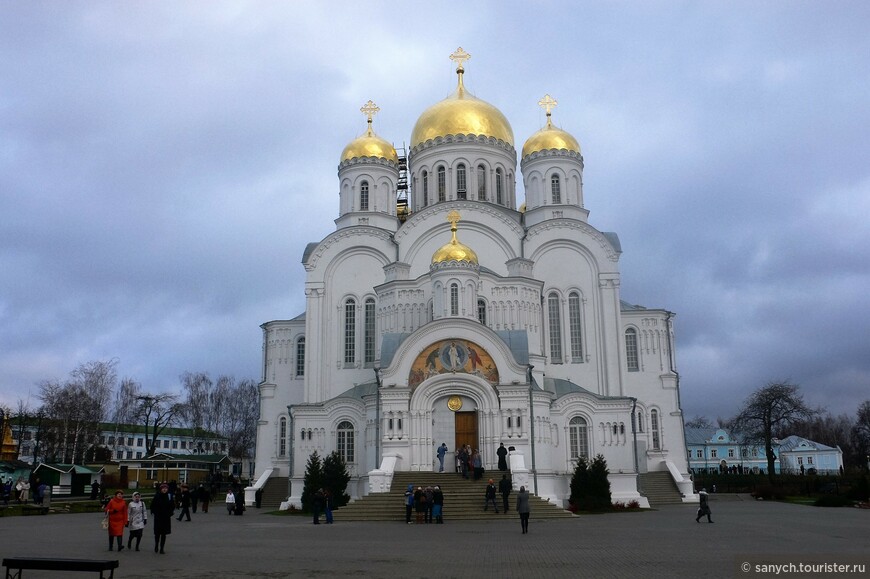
[637,471,684,506]
[333,471,574,521]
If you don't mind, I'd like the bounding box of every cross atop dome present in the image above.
[450,47,471,89]
[360,100,380,134]
[447,209,461,230]
[538,94,557,127]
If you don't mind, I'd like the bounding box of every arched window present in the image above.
[295,337,305,377]
[495,168,504,205]
[477,298,487,325]
[422,171,429,207]
[477,164,486,200]
[364,298,376,365]
[450,283,459,316]
[279,417,287,457]
[337,420,354,463]
[548,292,562,362]
[360,180,369,211]
[344,298,356,365]
[650,409,661,450]
[551,174,561,204]
[568,292,583,362]
[636,411,644,433]
[456,163,467,199]
[437,166,446,202]
[569,416,589,459]
[625,328,639,371]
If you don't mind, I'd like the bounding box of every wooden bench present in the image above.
[2,558,118,579]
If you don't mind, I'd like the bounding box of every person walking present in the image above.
[404,484,414,524]
[472,450,483,480]
[496,442,508,472]
[484,479,499,513]
[436,443,448,473]
[104,490,128,551]
[516,485,530,534]
[126,492,147,551]
[499,474,512,513]
[432,485,444,524]
[225,489,236,515]
[696,488,714,523]
[150,483,175,554]
[199,484,211,513]
[176,484,192,521]
[312,488,325,524]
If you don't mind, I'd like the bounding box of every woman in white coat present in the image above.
[126,492,148,551]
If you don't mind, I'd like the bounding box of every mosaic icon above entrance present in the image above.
[409,339,499,388]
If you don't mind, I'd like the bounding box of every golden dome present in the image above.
[521,94,580,158]
[341,100,398,164]
[432,210,479,265]
[411,48,514,148]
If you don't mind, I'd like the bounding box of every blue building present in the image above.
[776,435,843,475]
[684,427,772,474]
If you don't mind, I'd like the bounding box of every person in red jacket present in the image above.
[104,490,128,551]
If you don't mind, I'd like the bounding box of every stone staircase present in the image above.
[334,471,574,521]
[259,476,289,509]
[637,471,684,506]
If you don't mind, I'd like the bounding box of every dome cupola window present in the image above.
[456,163,467,199]
[437,166,446,202]
[477,164,487,201]
[551,175,561,204]
[360,181,369,211]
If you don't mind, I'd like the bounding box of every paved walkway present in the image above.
[1,498,868,578]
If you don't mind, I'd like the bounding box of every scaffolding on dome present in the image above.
[396,143,410,223]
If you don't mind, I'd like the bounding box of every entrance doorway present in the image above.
[454,411,478,452]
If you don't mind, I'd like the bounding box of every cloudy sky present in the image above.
[2,2,868,422]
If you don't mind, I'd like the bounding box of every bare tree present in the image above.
[852,400,870,468]
[222,378,258,459]
[685,415,713,429]
[136,393,184,455]
[180,372,215,452]
[729,381,814,483]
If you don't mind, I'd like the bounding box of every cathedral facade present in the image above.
[252,49,694,507]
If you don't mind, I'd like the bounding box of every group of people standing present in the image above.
[103,483,174,554]
[447,442,510,480]
[404,484,445,524]
[1,477,48,505]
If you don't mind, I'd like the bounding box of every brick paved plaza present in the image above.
[1,497,868,578]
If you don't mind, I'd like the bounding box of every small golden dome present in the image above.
[521,94,580,158]
[432,210,479,265]
[341,100,398,164]
[411,48,513,148]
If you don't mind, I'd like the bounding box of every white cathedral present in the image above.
[251,49,695,508]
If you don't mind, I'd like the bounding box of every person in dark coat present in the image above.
[312,488,325,524]
[150,483,175,554]
[176,484,192,521]
[90,480,101,500]
[499,474,512,513]
[484,479,499,513]
[199,484,211,513]
[696,488,713,523]
[516,485,530,534]
[403,484,414,524]
[432,485,444,524]
[496,442,508,471]
[233,485,245,515]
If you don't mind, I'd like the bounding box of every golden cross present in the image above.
[446,209,461,230]
[449,47,471,71]
[538,94,558,118]
[360,100,380,125]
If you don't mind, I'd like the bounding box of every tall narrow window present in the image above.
[477,298,487,325]
[336,421,354,463]
[495,168,504,205]
[422,171,429,207]
[636,411,644,433]
[551,174,561,204]
[477,164,486,200]
[625,328,639,371]
[450,283,459,316]
[569,416,589,459]
[344,299,356,365]
[296,337,305,376]
[279,417,287,457]
[548,292,562,362]
[568,292,583,362]
[437,166,446,202]
[456,163,467,199]
[650,409,660,450]
[360,180,369,211]
[364,298,376,365]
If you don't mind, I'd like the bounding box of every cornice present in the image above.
[409,133,517,158]
[337,156,399,173]
[520,148,584,169]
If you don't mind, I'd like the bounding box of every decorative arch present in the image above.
[408,339,499,388]
[409,371,501,414]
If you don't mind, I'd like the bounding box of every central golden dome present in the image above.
[411,48,513,148]
[432,210,479,265]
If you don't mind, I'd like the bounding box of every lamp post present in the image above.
[373,364,381,470]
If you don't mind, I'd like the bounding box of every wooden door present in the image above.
[454,411,478,451]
